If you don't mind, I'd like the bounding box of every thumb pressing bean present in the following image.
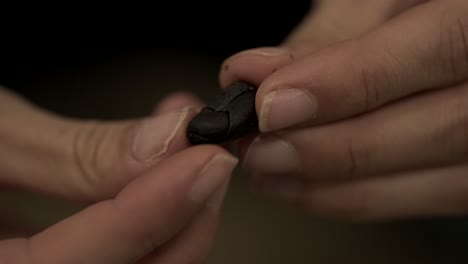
[186,81,258,145]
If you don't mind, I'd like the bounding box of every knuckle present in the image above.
[69,121,111,198]
[437,4,468,81]
[355,51,399,113]
[359,66,383,112]
[342,137,371,179]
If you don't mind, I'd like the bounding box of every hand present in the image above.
[0,87,238,263]
[220,0,468,220]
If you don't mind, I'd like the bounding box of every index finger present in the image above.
[256,0,468,132]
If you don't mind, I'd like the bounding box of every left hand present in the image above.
[220,0,468,220]
[0,87,237,263]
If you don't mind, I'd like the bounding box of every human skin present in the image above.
[0,88,238,263]
[220,0,468,220]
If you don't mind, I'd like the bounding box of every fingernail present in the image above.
[243,135,299,174]
[259,88,318,132]
[132,107,190,162]
[240,47,288,57]
[206,177,231,212]
[229,47,288,61]
[190,154,238,206]
[255,178,304,200]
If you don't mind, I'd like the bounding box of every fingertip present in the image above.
[253,44,351,130]
[132,106,200,163]
[219,46,294,88]
[184,144,238,165]
[154,91,204,115]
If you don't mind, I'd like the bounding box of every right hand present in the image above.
[221,0,441,221]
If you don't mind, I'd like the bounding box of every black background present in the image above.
[0,1,313,92]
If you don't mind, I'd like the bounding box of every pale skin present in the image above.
[221,0,468,220]
[0,89,238,263]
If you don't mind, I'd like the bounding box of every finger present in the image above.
[256,0,468,132]
[0,146,237,264]
[256,164,468,221]
[139,181,229,264]
[153,91,204,114]
[219,0,424,88]
[244,81,468,180]
[0,88,198,202]
[219,47,295,88]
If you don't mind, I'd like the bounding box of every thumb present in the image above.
[0,146,237,264]
[0,87,202,202]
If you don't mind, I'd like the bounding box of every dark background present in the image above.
[0,1,312,94]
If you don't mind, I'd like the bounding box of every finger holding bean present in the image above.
[220,0,468,220]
